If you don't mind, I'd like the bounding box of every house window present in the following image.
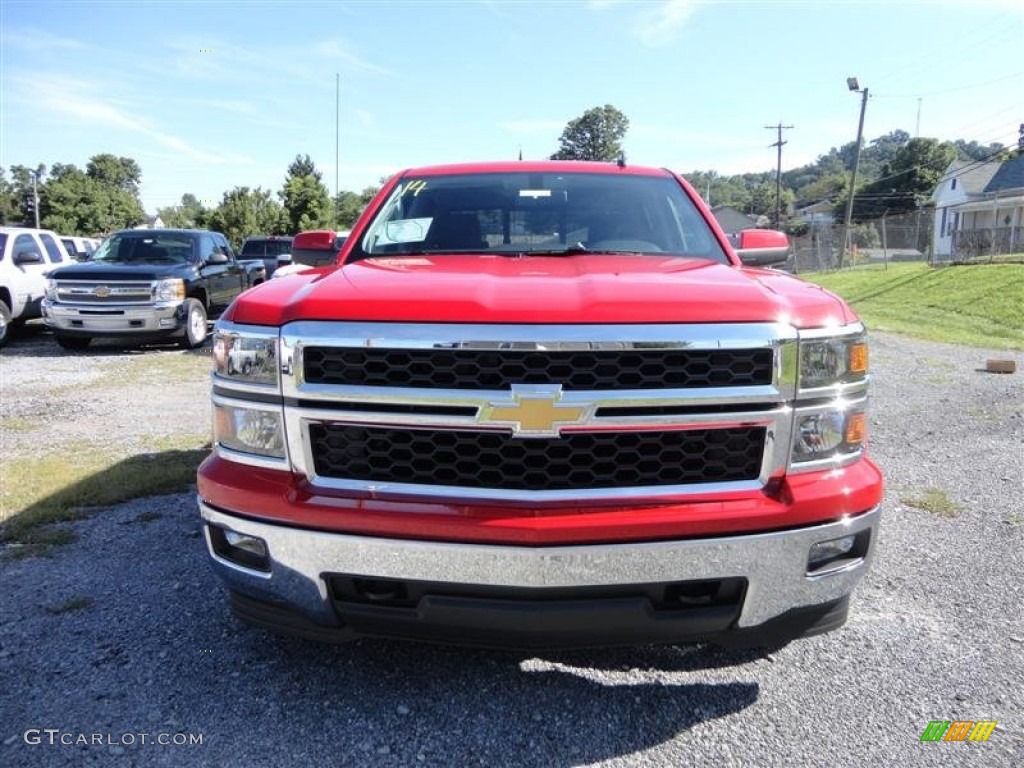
[951,178,957,190]
[940,208,948,235]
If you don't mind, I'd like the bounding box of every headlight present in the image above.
[799,333,867,390]
[45,279,58,301]
[790,325,869,471]
[214,403,285,458]
[153,278,185,301]
[212,330,278,386]
[791,407,866,464]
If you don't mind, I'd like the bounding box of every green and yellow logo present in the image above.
[920,720,997,742]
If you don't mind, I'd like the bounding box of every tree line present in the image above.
[0,153,380,250]
[1,104,1010,246]
[552,105,1010,234]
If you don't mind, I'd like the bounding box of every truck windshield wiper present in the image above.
[504,242,590,258]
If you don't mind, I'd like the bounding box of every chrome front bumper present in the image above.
[200,500,880,632]
[42,300,185,334]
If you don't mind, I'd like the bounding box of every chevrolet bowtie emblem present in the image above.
[483,386,588,437]
[93,285,111,298]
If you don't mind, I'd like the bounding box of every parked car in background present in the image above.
[0,226,73,347]
[271,230,349,278]
[239,235,293,278]
[60,236,102,262]
[42,228,264,350]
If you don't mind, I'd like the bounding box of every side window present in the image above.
[14,234,38,259]
[40,233,65,263]
[215,235,235,260]
[199,235,218,263]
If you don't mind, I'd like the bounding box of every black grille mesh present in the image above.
[308,424,765,491]
[302,347,773,390]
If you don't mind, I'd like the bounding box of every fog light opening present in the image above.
[209,525,270,572]
[807,530,869,575]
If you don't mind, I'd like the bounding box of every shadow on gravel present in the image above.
[0,448,210,558]
[246,633,762,764]
[0,320,214,359]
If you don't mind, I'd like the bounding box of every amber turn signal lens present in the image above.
[845,412,866,446]
[849,343,868,374]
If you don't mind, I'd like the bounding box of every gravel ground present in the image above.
[1,324,1022,767]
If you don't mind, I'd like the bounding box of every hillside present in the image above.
[803,262,1024,350]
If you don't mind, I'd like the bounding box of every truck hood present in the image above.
[48,261,196,282]
[229,254,856,328]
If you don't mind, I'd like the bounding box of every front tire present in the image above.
[56,335,91,350]
[0,300,11,348]
[181,298,208,349]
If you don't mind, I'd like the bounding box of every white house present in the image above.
[930,159,1000,258]
[932,155,1024,260]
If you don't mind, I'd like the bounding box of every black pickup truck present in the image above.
[42,228,265,350]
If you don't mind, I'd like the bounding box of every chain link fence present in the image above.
[787,210,934,274]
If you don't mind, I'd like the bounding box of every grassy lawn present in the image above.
[0,440,210,558]
[802,262,1024,350]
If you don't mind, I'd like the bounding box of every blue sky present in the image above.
[2,0,1022,214]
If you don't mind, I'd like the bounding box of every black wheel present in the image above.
[56,335,91,350]
[0,300,11,348]
[181,298,209,349]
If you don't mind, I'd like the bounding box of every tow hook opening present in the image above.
[806,529,871,576]
[353,578,410,603]
[209,525,270,572]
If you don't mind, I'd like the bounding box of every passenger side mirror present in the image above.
[15,250,45,265]
[734,229,790,267]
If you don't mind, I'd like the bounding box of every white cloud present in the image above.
[634,0,699,47]
[18,74,253,167]
[5,28,89,52]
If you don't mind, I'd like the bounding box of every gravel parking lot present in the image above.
[1,324,1022,767]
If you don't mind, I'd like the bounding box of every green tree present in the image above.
[334,185,379,229]
[207,186,287,250]
[39,162,144,234]
[551,105,630,162]
[281,155,331,233]
[953,139,1007,162]
[852,138,958,218]
[158,193,209,229]
[0,168,20,224]
[86,154,142,195]
[7,164,45,224]
[287,154,322,182]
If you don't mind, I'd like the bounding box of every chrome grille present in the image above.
[279,321,797,501]
[54,280,153,305]
[308,424,766,491]
[303,347,774,390]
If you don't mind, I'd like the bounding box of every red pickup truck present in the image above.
[197,161,882,649]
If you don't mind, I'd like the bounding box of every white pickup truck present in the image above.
[0,227,73,346]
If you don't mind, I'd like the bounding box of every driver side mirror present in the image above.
[205,252,229,265]
[15,249,45,265]
[734,229,790,267]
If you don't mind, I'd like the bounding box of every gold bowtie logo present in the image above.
[483,387,587,437]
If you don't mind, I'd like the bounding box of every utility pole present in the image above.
[31,168,41,228]
[839,78,869,269]
[334,73,340,229]
[765,123,793,229]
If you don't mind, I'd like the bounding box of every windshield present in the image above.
[91,233,195,264]
[354,172,727,263]
[240,239,292,257]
